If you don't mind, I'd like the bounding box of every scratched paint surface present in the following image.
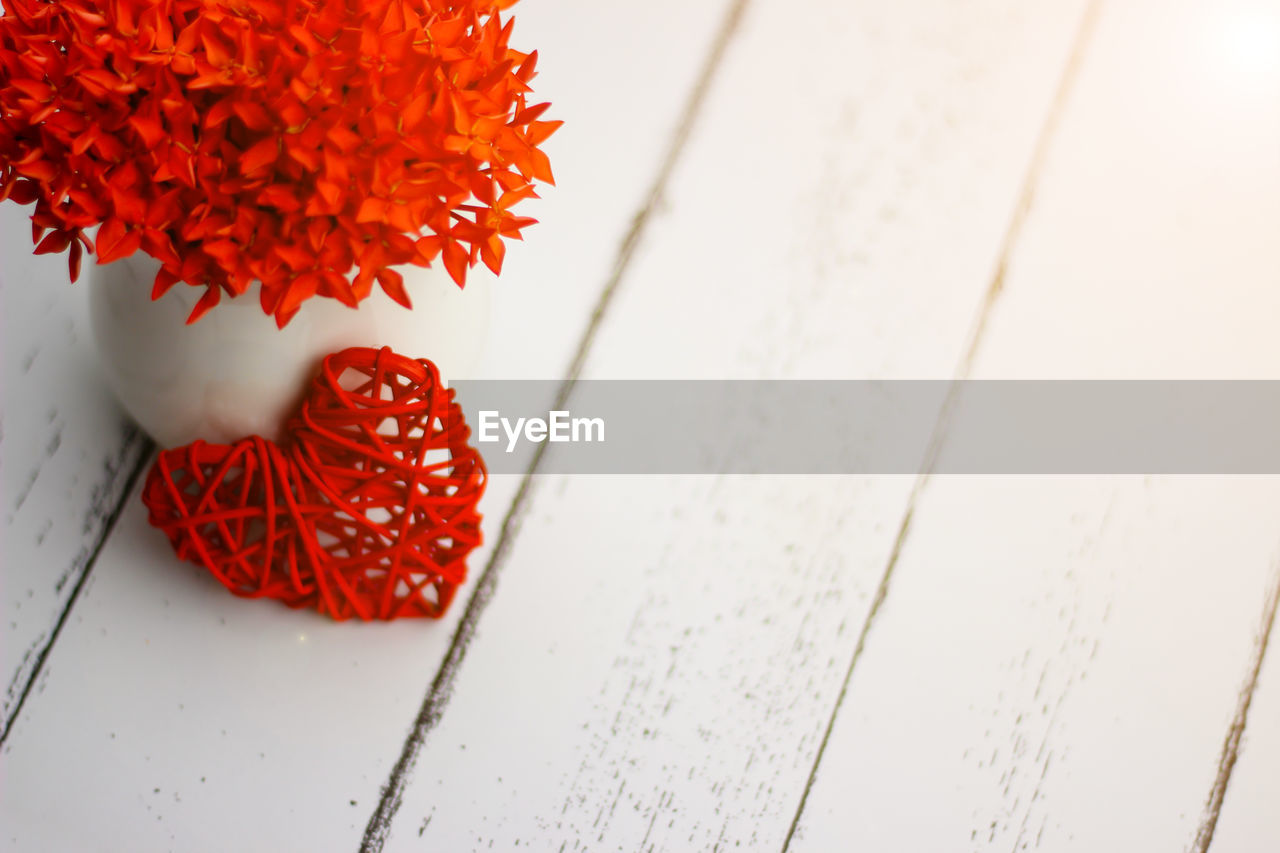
[0,1,737,850]
[0,202,149,738]
[788,478,1280,853]
[3,0,1279,850]
[384,0,1090,849]
[789,0,1280,850]
[1209,575,1280,853]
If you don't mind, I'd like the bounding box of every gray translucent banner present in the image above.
[448,381,1280,475]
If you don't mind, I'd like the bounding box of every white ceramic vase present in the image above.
[89,253,491,448]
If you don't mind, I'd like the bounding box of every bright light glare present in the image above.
[1216,6,1280,78]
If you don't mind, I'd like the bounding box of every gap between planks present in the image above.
[779,0,1105,848]
[0,437,155,748]
[1191,557,1280,853]
[356,1,752,850]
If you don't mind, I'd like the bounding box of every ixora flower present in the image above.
[0,0,560,325]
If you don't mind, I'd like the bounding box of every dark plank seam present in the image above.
[357,1,752,849]
[779,1,1104,848]
[1191,559,1280,853]
[0,435,155,747]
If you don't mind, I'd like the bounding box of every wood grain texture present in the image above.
[1204,566,1280,853]
[788,0,1280,850]
[0,202,151,741]
[788,479,1280,853]
[0,1,735,849]
[378,0,1091,849]
[359,4,753,846]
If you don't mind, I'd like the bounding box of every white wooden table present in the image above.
[4,0,1280,850]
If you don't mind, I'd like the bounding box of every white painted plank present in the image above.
[0,1,734,850]
[391,476,917,850]
[1208,577,1280,853]
[955,4,1280,381]
[789,479,1280,853]
[0,201,150,736]
[380,0,1090,849]
[789,0,1280,850]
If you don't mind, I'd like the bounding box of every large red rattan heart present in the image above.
[140,347,486,620]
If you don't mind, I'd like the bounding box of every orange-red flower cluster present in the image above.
[0,0,559,324]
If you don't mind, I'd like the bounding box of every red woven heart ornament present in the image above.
[141,347,485,620]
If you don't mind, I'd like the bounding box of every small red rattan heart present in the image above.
[140,347,486,620]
